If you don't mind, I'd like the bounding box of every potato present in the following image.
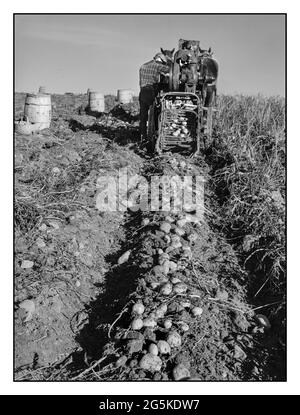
[171,241,182,250]
[167,331,182,348]
[158,253,170,265]
[118,250,131,265]
[160,222,171,234]
[174,227,185,236]
[182,246,192,253]
[129,359,138,368]
[171,235,181,243]
[152,265,164,276]
[148,343,159,356]
[171,277,181,284]
[115,355,127,367]
[158,257,166,266]
[164,235,171,244]
[143,318,157,328]
[165,246,174,254]
[165,215,175,223]
[178,322,189,332]
[173,364,190,380]
[161,260,170,275]
[181,239,189,247]
[216,289,229,301]
[180,300,191,308]
[255,314,271,329]
[182,246,192,259]
[173,282,188,294]
[126,339,144,354]
[185,213,202,224]
[143,328,156,342]
[177,258,188,268]
[152,304,167,319]
[131,318,143,330]
[176,218,186,228]
[142,218,150,226]
[168,261,177,272]
[139,354,162,372]
[156,303,168,316]
[132,303,145,315]
[160,283,173,296]
[157,275,169,284]
[191,307,203,317]
[150,282,160,289]
[157,340,171,355]
[163,319,172,329]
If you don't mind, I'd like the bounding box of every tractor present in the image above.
[148,39,219,156]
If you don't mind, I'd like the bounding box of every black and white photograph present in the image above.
[13,13,286,386]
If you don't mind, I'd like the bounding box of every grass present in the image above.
[206,93,286,310]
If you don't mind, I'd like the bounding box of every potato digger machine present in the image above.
[148,39,219,156]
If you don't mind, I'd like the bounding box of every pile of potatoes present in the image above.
[114,203,205,381]
[165,115,191,139]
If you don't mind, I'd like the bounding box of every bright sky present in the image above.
[15,14,285,96]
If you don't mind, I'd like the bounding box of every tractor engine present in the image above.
[168,39,219,104]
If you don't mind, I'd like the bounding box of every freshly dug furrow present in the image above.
[69,153,261,381]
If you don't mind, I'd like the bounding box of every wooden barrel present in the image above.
[88,91,105,112]
[24,93,51,126]
[117,89,133,104]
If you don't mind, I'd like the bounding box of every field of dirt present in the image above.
[14,92,286,381]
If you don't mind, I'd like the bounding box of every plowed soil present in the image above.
[14,93,286,381]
